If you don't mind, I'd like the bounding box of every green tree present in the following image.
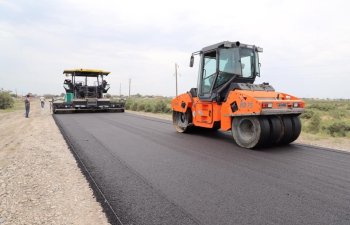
[0,91,14,109]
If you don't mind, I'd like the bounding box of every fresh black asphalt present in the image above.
[54,113,350,225]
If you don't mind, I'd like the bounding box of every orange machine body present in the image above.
[171,41,305,148]
[171,89,305,131]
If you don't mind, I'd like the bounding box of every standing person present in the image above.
[24,94,30,118]
[40,96,45,108]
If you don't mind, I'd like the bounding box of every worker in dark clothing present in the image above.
[25,94,30,118]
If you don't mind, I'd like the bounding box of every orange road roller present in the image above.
[171,41,305,149]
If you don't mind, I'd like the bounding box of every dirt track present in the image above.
[0,101,109,225]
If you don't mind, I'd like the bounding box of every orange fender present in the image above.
[171,93,193,113]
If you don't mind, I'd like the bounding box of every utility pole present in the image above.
[128,78,131,97]
[175,63,178,96]
[119,82,121,97]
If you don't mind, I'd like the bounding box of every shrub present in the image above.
[0,91,14,109]
[329,109,348,120]
[144,103,153,112]
[125,96,172,114]
[163,104,172,113]
[308,113,321,133]
[300,110,314,119]
[308,103,335,111]
[137,102,145,111]
[152,100,166,113]
[131,102,138,111]
[125,99,133,110]
[326,122,350,137]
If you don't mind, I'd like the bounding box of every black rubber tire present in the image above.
[258,117,271,147]
[268,116,284,145]
[173,110,192,133]
[280,116,294,144]
[290,116,302,143]
[231,116,271,149]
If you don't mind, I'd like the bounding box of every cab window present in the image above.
[201,51,216,95]
[240,48,255,78]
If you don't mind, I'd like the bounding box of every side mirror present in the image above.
[189,55,194,67]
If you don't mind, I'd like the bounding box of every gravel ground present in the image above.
[0,101,110,225]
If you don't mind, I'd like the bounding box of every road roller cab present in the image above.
[171,41,305,148]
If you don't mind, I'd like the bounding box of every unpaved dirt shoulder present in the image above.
[295,133,350,153]
[126,110,350,152]
[0,101,110,225]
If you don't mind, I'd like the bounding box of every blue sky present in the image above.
[0,0,349,98]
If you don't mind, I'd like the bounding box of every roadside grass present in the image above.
[0,98,24,113]
[301,99,350,138]
[126,96,350,138]
[125,96,172,114]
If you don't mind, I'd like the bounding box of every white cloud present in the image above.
[0,0,22,12]
[0,0,349,98]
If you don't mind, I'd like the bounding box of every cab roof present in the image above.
[201,41,258,52]
[63,69,110,77]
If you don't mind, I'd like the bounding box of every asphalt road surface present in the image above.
[54,113,350,225]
